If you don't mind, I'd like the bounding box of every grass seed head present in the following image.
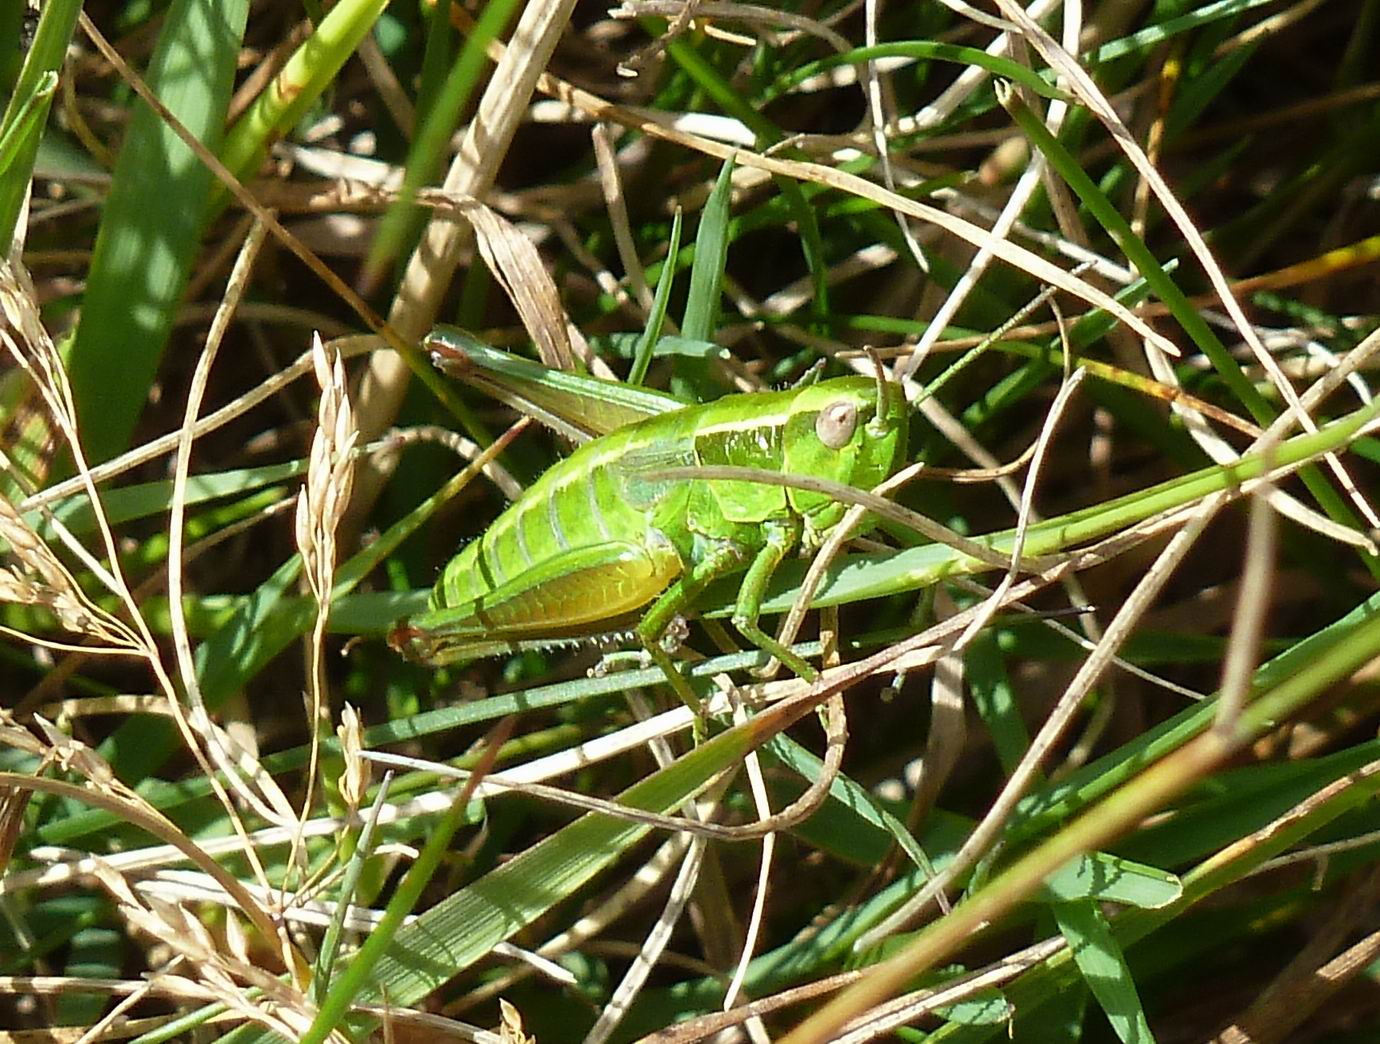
[296,332,357,603]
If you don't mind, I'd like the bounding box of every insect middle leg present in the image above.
[637,542,746,713]
[732,517,818,682]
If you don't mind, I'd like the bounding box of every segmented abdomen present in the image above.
[430,423,691,611]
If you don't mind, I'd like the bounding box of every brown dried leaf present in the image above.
[499,998,536,1044]
[0,784,31,875]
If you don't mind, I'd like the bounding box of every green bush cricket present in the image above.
[388,327,910,709]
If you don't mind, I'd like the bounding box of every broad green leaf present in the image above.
[66,0,250,462]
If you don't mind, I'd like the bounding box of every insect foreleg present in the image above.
[732,517,818,682]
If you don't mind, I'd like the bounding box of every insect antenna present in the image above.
[864,346,892,431]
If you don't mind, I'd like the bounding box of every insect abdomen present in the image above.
[430,426,685,611]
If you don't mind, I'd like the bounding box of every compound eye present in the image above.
[815,400,858,450]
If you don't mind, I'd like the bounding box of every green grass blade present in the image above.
[66,0,250,462]
[216,0,390,198]
[629,207,683,385]
[1054,899,1157,1044]
[764,41,1071,106]
[34,460,303,538]
[681,157,735,343]
[0,71,57,181]
[1040,855,1182,908]
[0,0,80,247]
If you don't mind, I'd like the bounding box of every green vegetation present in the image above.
[3,1,1380,1041]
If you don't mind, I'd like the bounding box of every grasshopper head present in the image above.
[783,368,909,539]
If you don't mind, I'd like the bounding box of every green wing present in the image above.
[426,326,687,442]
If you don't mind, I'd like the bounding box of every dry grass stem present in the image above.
[593,122,655,315]
[585,836,709,1044]
[167,219,301,836]
[290,331,358,895]
[897,1,1080,383]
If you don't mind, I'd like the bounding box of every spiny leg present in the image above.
[637,542,745,714]
[733,517,818,682]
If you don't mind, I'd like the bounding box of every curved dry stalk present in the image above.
[0,771,280,950]
[863,0,931,278]
[357,700,848,845]
[166,220,299,836]
[990,0,1380,532]
[897,1,1082,382]
[954,367,1088,650]
[592,123,655,315]
[894,0,1065,136]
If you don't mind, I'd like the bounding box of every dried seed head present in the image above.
[1,259,79,435]
[0,495,120,643]
[296,333,357,603]
[336,702,369,810]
